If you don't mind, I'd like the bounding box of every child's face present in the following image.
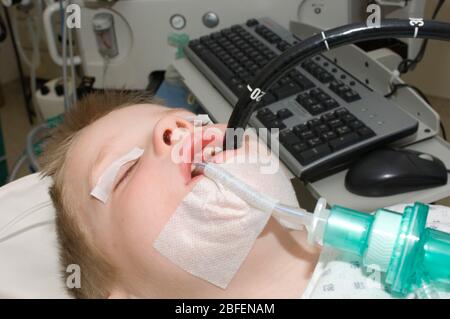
[64,104,231,296]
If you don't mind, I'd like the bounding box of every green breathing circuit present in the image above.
[196,161,450,298]
[308,199,450,297]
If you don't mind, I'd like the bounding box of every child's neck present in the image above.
[193,218,321,298]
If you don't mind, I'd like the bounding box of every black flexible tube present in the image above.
[225,19,450,149]
[0,13,7,42]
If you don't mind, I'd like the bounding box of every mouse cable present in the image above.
[396,0,446,75]
[385,83,447,141]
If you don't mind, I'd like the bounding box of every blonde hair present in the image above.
[40,91,157,298]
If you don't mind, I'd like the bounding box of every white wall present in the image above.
[0,10,19,85]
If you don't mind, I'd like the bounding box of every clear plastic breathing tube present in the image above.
[194,162,313,229]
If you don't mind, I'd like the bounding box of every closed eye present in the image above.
[113,159,139,191]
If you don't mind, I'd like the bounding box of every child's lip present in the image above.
[179,131,219,185]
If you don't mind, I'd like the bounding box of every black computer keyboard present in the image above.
[185,17,419,181]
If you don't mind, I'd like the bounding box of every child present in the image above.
[40,92,320,299]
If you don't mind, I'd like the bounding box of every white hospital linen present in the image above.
[0,174,70,298]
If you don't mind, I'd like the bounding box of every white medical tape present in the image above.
[321,32,330,51]
[153,138,301,288]
[90,147,144,203]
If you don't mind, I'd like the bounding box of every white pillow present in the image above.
[0,173,70,298]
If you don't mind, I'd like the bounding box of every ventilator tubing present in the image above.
[196,162,312,229]
[196,162,449,297]
[309,200,450,297]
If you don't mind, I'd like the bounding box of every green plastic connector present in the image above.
[323,205,374,256]
[168,33,190,59]
[321,202,450,297]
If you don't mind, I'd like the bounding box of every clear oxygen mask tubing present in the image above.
[195,162,450,298]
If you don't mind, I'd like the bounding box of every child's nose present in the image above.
[153,114,193,156]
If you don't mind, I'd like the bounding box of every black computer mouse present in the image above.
[345,148,448,197]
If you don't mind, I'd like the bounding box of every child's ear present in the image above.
[107,287,130,299]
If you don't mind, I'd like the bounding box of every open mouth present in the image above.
[179,130,224,184]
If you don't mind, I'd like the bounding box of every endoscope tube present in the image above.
[225,19,450,149]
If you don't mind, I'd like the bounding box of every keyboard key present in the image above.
[273,82,301,100]
[276,41,291,51]
[336,108,350,117]
[269,120,287,130]
[198,49,235,87]
[231,24,243,32]
[358,127,375,138]
[256,108,275,120]
[317,71,334,83]
[299,131,315,141]
[349,120,364,129]
[321,112,336,122]
[268,34,282,44]
[307,104,326,115]
[189,39,200,47]
[342,89,361,102]
[293,75,315,90]
[257,113,276,125]
[221,28,232,36]
[265,51,277,59]
[314,124,329,135]
[302,60,316,72]
[307,137,323,148]
[255,25,269,36]
[231,78,241,86]
[210,32,221,40]
[329,133,361,151]
[328,119,344,129]
[291,142,309,154]
[296,144,332,165]
[279,131,301,146]
[256,109,286,129]
[335,85,350,96]
[321,131,337,142]
[336,125,352,136]
[257,58,269,67]
[246,19,259,27]
[329,80,345,92]
[341,113,356,123]
[307,119,322,128]
[293,124,308,135]
[310,89,330,102]
[296,95,317,108]
[277,108,294,120]
[200,35,211,43]
[322,99,339,110]
[235,83,245,93]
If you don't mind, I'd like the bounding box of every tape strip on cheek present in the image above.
[90,147,144,203]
